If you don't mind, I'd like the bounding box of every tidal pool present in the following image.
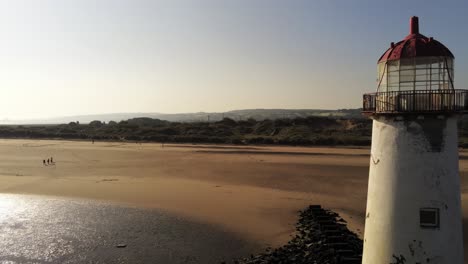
[0,194,255,263]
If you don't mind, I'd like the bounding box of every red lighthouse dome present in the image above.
[378,16,454,63]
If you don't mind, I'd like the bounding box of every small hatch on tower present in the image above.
[420,208,440,228]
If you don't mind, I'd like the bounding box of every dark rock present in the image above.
[228,205,363,264]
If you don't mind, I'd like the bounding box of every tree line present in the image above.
[1,115,468,147]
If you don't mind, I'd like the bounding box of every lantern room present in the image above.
[363,16,468,114]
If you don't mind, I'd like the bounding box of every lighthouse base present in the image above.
[362,114,463,264]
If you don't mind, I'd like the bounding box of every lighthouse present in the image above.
[362,17,466,263]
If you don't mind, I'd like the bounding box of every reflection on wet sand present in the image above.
[0,194,256,264]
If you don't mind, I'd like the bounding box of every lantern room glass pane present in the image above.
[377,56,454,92]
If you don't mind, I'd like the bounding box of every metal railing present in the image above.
[362,89,468,114]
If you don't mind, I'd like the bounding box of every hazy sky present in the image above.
[0,0,467,119]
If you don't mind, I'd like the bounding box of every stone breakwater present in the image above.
[228,205,363,264]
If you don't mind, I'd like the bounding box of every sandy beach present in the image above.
[1,139,468,259]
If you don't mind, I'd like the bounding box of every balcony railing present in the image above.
[362,89,468,114]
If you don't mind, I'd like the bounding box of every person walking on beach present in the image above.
[50,157,54,163]
[47,159,50,165]
[43,159,46,166]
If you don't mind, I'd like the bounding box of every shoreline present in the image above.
[4,174,365,248]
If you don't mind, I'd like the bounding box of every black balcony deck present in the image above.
[362,89,468,114]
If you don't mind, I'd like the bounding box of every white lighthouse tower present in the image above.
[362,17,466,264]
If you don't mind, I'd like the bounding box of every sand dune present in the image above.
[0,139,467,259]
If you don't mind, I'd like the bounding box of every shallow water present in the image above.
[0,194,255,264]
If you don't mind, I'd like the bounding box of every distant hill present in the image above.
[0,109,363,125]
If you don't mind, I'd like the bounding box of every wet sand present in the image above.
[0,194,255,263]
[0,139,467,260]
